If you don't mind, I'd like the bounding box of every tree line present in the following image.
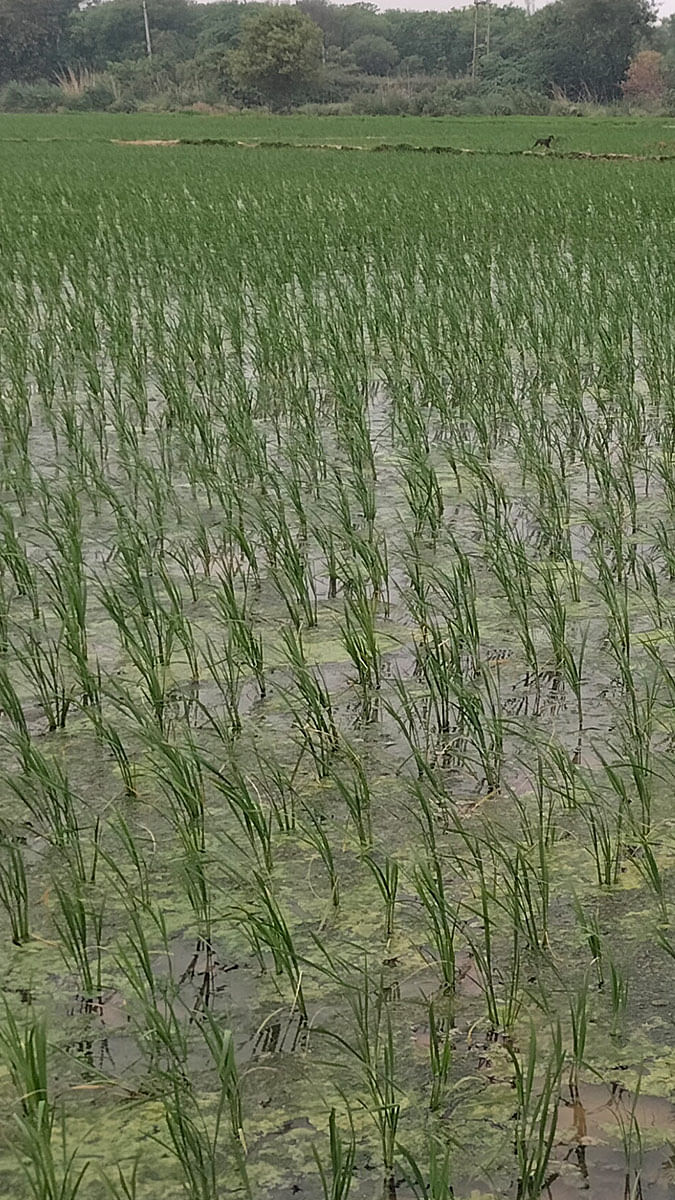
[0,0,672,114]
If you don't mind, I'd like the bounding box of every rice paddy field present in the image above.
[0,120,674,1200]
[4,112,675,156]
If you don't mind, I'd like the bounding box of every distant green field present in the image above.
[2,110,675,155]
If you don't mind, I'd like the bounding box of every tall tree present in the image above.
[0,0,79,82]
[622,49,666,103]
[529,0,657,99]
[68,0,198,68]
[230,7,324,109]
[349,35,399,75]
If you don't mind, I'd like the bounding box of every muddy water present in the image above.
[552,1084,675,1198]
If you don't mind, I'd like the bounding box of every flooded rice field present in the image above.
[0,141,673,1199]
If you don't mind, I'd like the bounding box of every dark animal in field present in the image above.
[533,136,554,149]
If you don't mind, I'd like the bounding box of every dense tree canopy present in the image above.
[349,34,399,75]
[0,0,668,110]
[0,0,78,83]
[229,6,324,108]
[528,0,657,99]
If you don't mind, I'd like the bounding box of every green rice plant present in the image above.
[177,823,213,951]
[0,1001,48,1120]
[0,835,30,944]
[496,839,549,954]
[199,635,243,742]
[639,556,663,628]
[401,530,431,638]
[254,748,297,833]
[233,870,306,1019]
[512,751,558,854]
[102,1157,141,1200]
[597,718,657,847]
[332,748,373,852]
[573,898,604,989]
[89,713,138,799]
[4,127,675,1197]
[413,840,454,998]
[14,631,73,732]
[312,1106,356,1200]
[115,905,188,1074]
[100,563,197,730]
[491,541,539,689]
[332,476,388,608]
[321,965,400,1193]
[162,1075,234,1200]
[152,736,206,851]
[267,517,317,630]
[614,1072,644,1194]
[533,562,568,678]
[40,488,94,706]
[398,1136,454,1200]
[0,572,10,655]
[102,813,152,909]
[17,1100,89,1200]
[283,627,338,778]
[314,521,339,600]
[577,786,625,887]
[400,446,444,543]
[432,550,481,677]
[506,1023,564,1200]
[629,827,668,921]
[0,661,28,734]
[567,971,590,1096]
[207,756,274,873]
[363,853,398,941]
[299,799,340,909]
[199,1011,246,1147]
[0,1005,88,1200]
[383,675,436,782]
[52,877,103,1000]
[427,998,453,1113]
[6,733,82,856]
[340,576,382,695]
[100,582,173,732]
[467,664,504,794]
[607,955,629,1041]
[214,570,265,699]
[415,616,459,739]
[167,539,200,603]
[461,836,523,1033]
[0,508,39,618]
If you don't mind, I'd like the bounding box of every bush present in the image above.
[60,82,116,111]
[350,86,411,116]
[108,95,138,113]
[0,82,61,112]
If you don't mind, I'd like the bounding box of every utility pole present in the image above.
[142,0,153,59]
[472,0,489,81]
[471,0,480,81]
[486,0,491,59]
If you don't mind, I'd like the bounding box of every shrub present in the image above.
[0,82,61,113]
[108,96,138,113]
[350,86,411,116]
[61,82,116,112]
